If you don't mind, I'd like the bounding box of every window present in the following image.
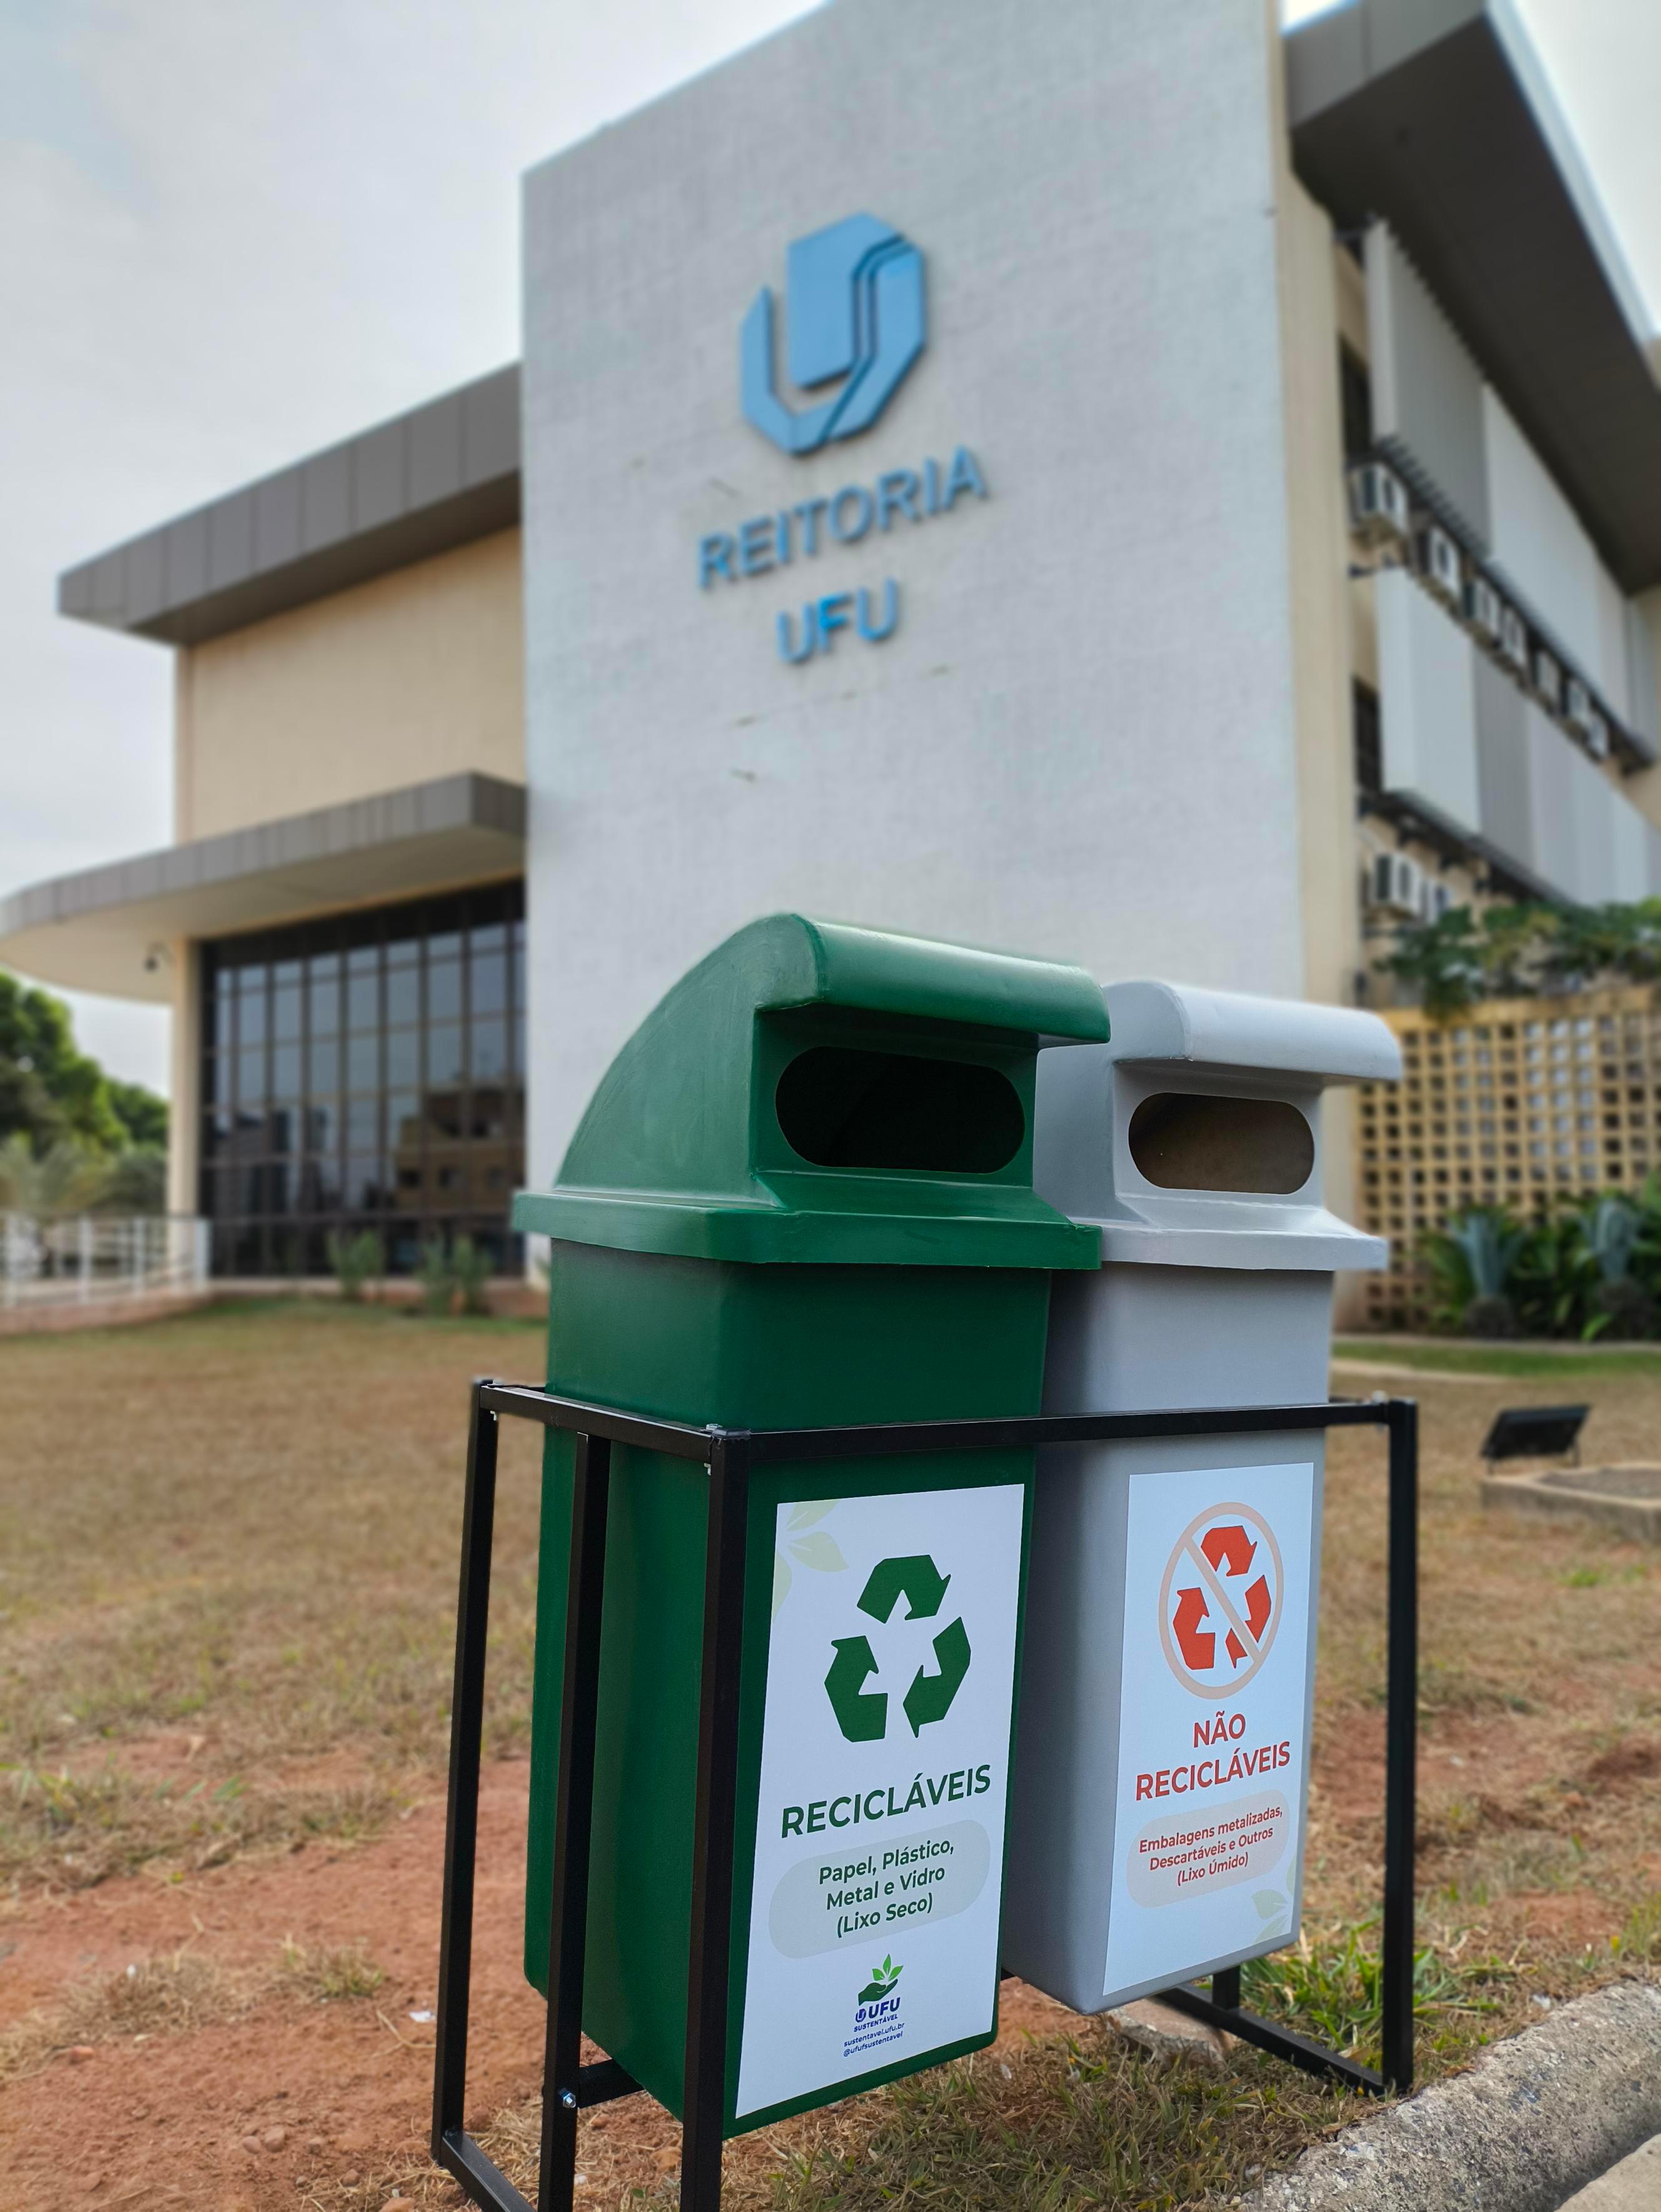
[198,881,526,1277]
[1353,682,1381,797]
[1340,345,1373,462]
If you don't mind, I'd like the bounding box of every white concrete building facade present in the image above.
[520,0,1308,1176]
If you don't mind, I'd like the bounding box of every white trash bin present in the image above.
[1002,980,1400,2013]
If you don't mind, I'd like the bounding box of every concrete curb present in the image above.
[0,1290,213,1338]
[1335,1334,1661,1358]
[1241,1982,1661,2212]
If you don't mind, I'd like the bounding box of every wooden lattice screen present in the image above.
[1355,987,1661,1326]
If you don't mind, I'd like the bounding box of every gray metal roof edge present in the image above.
[1285,0,1661,593]
[58,363,522,647]
[1286,0,1650,348]
[1486,0,1652,356]
[0,771,527,939]
[1286,2,1472,138]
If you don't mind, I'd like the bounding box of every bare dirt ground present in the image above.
[0,1749,1083,2209]
[3,1757,534,2208]
[3,1304,1658,2211]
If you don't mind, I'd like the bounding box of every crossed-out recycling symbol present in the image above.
[1158,1502,1285,1698]
[824,1553,970,1742]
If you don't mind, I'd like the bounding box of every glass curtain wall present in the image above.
[199,881,525,1276]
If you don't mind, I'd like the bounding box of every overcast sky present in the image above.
[3,0,1658,1097]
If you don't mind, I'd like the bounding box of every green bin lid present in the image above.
[513,914,1107,1267]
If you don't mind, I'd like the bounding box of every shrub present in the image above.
[1506,1211,1593,1340]
[1378,899,1661,1018]
[325,1228,383,1303]
[89,1145,167,1215]
[1421,1187,1661,1341]
[450,1234,493,1317]
[415,1237,455,1319]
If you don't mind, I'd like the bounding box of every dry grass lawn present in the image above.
[1,1301,1659,2210]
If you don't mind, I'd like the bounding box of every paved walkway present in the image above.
[1558,2133,1661,2208]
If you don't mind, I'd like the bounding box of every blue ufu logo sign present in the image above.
[741,213,924,456]
[697,214,990,664]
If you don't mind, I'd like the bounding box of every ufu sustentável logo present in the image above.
[847,1956,904,2052]
[697,213,991,664]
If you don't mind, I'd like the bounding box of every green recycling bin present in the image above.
[512,914,1106,2135]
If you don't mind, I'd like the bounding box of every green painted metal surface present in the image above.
[513,916,1106,2135]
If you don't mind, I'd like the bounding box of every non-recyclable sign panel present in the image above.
[735,1483,1025,2122]
[1103,1463,1315,2002]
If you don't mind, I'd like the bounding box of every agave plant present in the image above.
[1578,1195,1653,1340]
[1423,1208,1529,1338]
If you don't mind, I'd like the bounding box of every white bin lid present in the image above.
[1104,979,1402,1086]
[1034,980,1400,1271]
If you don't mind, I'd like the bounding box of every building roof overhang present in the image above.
[58,366,520,647]
[1286,0,1661,593]
[0,772,525,1004]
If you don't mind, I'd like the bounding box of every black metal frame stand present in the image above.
[432,1384,1418,2212]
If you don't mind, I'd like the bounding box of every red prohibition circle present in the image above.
[1156,1500,1286,1699]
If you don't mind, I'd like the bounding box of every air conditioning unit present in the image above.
[1566,675,1594,735]
[1534,648,1563,711]
[1369,851,1424,919]
[1463,576,1503,646]
[1585,709,1610,761]
[1417,523,1462,604]
[1422,877,1457,924]
[1347,461,1410,545]
[1498,604,1529,673]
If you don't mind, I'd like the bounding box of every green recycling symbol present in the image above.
[824,1553,971,1743]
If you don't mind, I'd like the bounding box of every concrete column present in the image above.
[1267,24,1369,1326]
[174,650,196,845]
[167,938,201,1221]
[1621,588,1661,829]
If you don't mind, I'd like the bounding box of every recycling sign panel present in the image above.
[735,1482,1026,2122]
[1103,1461,1316,2002]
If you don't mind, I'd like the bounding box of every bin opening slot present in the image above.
[1128,1092,1313,1194]
[775,1046,1024,1172]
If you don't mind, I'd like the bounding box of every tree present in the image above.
[106,1079,168,1150]
[96,1146,168,1213]
[1378,898,1661,1018]
[0,1057,69,1153]
[0,969,168,1156]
